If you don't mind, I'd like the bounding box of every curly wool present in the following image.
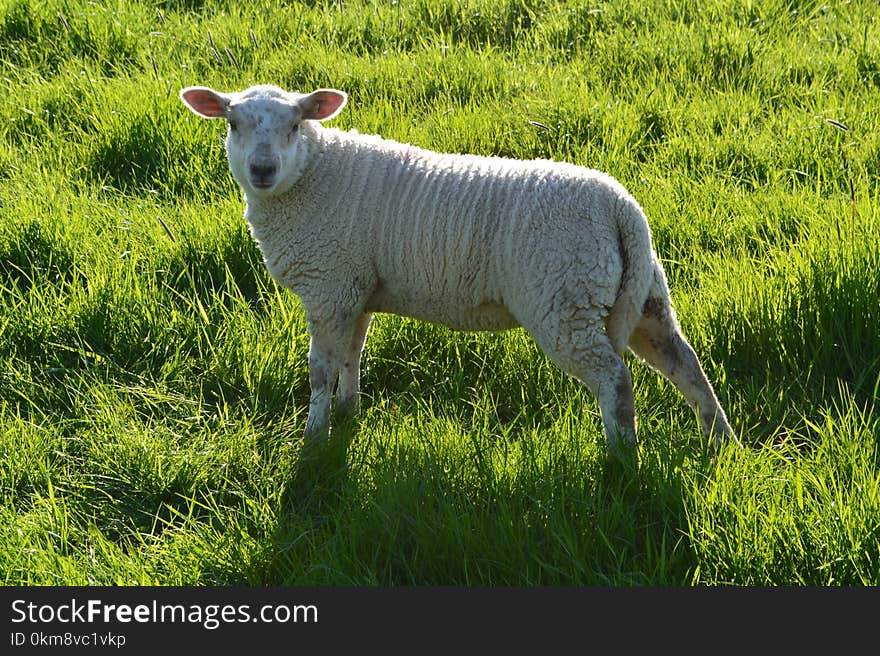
[246,123,652,348]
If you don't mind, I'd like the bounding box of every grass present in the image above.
[1,0,879,585]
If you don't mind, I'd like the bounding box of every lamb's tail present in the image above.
[604,196,655,354]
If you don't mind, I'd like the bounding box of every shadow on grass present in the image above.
[264,410,702,585]
[276,412,363,533]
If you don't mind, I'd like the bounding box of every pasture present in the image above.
[1,0,879,585]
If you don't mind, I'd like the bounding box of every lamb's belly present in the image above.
[367,291,518,332]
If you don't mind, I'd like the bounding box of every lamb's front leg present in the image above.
[336,312,373,416]
[303,313,362,441]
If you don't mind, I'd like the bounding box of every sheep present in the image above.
[179,83,736,464]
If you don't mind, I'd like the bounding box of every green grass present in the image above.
[1,0,879,585]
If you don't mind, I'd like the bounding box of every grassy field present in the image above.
[1,0,879,585]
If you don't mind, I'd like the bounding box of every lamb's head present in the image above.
[179,84,347,196]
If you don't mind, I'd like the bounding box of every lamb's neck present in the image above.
[243,190,304,240]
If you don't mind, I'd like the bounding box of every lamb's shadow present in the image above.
[280,417,359,513]
[267,409,702,585]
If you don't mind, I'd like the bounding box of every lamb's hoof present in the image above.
[334,397,360,419]
[706,426,742,453]
[605,440,639,475]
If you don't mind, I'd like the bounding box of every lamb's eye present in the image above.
[289,123,299,137]
[228,120,238,132]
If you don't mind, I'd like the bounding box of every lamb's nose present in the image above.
[249,163,277,189]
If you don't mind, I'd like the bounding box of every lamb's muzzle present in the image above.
[248,151,280,190]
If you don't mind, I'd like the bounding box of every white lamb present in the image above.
[179,83,735,463]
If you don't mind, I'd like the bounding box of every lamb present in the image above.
[179,83,736,463]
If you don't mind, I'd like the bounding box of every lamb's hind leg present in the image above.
[531,314,639,465]
[627,291,735,447]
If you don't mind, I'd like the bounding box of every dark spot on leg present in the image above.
[642,295,668,321]
[614,371,636,435]
[310,365,327,390]
[654,333,681,375]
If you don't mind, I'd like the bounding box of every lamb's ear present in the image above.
[300,89,347,121]
[179,87,231,118]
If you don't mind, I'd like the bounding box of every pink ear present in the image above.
[302,89,347,121]
[179,87,229,118]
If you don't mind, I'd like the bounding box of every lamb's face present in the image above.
[180,83,348,198]
[224,89,306,196]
